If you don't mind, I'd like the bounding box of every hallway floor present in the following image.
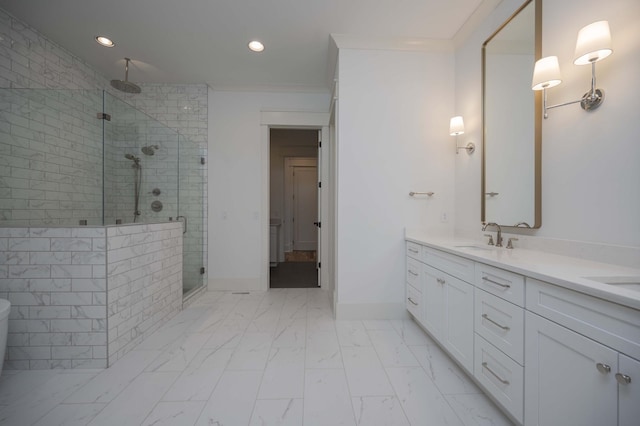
[270,262,318,288]
[0,289,512,426]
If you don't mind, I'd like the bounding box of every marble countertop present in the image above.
[405,230,640,311]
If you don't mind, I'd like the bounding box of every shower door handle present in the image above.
[176,216,187,235]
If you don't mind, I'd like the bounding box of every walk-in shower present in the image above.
[124,153,142,222]
[0,88,206,297]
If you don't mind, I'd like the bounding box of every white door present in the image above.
[443,277,474,373]
[422,264,444,340]
[292,165,318,251]
[524,311,618,426]
[619,353,640,426]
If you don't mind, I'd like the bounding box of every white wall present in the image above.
[335,47,456,318]
[207,90,329,290]
[454,0,640,253]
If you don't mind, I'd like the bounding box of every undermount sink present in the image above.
[453,244,495,251]
[583,276,640,291]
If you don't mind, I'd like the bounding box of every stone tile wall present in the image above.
[0,226,107,369]
[106,222,183,365]
[0,222,182,369]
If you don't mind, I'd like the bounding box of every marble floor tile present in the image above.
[342,347,394,396]
[306,329,343,368]
[141,401,205,426]
[227,331,273,370]
[304,369,356,426]
[65,349,161,404]
[144,333,209,372]
[367,329,420,367]
[162,348,233,401]
[258,347,305,399]
[390,319,435,346]
[386,366,464,426]
[445,393,514,426]
[271,317,306,348]
[86,372,179,426]
[249,398,304,426]
[195,370,262,426]
[409,344,481,395]
[32,403,105,426]
[0,372,96,426]
[336,320,372,347]
[352,396,411,426]
[0,289,512,426]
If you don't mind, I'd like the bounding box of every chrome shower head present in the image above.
[111,58,141,94]
[124,153,135,160]
[141,145,159,156]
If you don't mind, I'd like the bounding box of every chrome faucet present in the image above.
[482,222,503,247]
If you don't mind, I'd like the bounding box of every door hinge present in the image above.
[200,267,205,275]
[318,182,322,188]
[318,141,322,148]
[96,112,111,121]
[318,262,321,268]
[314,221,321,228]
[200,157,205,165]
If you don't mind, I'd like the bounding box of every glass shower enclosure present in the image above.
[0,88,205,297]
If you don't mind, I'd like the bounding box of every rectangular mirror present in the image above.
[482,0,541,228]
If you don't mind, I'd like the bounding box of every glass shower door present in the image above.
[178,134,205,296]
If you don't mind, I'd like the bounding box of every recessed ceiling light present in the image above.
[248,40,264,52]
[95,36,115,48]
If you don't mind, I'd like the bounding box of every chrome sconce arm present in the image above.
[532,21,612,119]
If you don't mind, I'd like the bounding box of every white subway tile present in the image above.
[29,251,72,264]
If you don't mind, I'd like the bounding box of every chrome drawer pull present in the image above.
[437,278,445,285]
[409,248,419,254]
[408,270,419,276]
[408,297,419,306]
[596,363,611,374]
[615,373,631,385]
[482,362,510,385]
[482,314,510,331]
[482,277,511,289]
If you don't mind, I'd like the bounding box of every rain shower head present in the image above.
[141,145,159,156]
[111,58,141,94]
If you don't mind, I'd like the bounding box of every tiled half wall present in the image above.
[0,221,182,369]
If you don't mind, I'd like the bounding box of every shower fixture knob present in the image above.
[150,188,161,196]
[151,200,163,212]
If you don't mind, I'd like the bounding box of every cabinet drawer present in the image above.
[475,289,524,364]
[406,241,422,260]
[475,263,525,307]
[406,257,421,291]
[475,334,524,424]
[424,247,474,284]
[406,284,422,321]
[526,278,640,360]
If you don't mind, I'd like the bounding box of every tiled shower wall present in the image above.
[106,222,182,364]
[0,8,208,289]
[0,223,182,369]
[0,226,108,369]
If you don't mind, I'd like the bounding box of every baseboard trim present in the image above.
[208,278,264,292]
[335,302,409,320]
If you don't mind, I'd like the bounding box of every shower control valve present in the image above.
[150,188,161,196]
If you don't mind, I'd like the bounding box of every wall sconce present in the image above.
[531,21,613,119]
[450,116,475,154]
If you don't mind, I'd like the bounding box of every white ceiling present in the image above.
[0,0,493,92]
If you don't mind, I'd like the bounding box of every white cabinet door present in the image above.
[618,353,640,426]
[422,264,444,340]
[524,312,618,426]
[443,276,474,373]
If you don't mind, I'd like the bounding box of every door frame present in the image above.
[260,111,331,292]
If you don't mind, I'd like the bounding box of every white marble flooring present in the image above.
[0,289,513,425]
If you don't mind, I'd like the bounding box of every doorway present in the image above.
[269,129,319,288]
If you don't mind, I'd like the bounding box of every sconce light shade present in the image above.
[449,116,465,136]
[574,21,612,65]
[531,56,562,90]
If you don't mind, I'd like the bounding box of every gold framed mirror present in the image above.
[482,0,542,228]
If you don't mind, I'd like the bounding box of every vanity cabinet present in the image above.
[525,278,640,426]
[405,245,474,373]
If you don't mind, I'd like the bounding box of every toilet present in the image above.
[0,299,10,376]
